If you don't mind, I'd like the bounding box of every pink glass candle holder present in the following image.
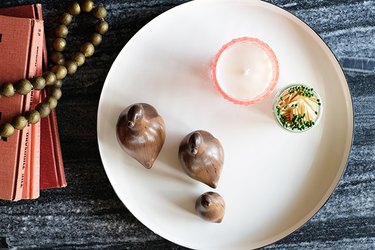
[211,37,279,105]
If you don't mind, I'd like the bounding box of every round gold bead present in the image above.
[51,65,68,80]
[65,60,78,75]
[43,71,57,85]
[51,87,62,100]
[46,97,58,109]
[0,82,15,97]
[50,51,65,65]
[60,13,73,26]
[26,110,40,124]
[95,20,109,35]
[54,80,63,88]
[72,52,86,66]
[92,6,107,19]
[16,79,33,95]
[53,38,67,52]
[12,115,28,130]
[36,102,51,118]
[80,42,95,58]
[90,33,102,46]
[31,76,46,90]
[0,123,15,138]
[81,0,94,13]
[69,2,81,16]
[55,25,69,38]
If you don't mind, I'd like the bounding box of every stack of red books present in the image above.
[0,4,67,201]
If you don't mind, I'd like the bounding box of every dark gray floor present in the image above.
[0,0,374,249]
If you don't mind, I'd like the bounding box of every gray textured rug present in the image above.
[0,0,374,249]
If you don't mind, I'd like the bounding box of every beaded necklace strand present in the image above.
[0,0,108,139]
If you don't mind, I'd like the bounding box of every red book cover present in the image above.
[0,5,41,199]
[40,91,67,189]
[36,5,67,190]
[23,33,43,199]
[0,5,43,200]
[50,109,66,188]
[0,15,42,200]
[0,4,67,193]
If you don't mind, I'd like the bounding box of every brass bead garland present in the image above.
[0,0,108,139]
[65,60,78,75]
[12,115,28,130]
[51,87,63,100]
[60,13,73,26]
[16,79,33,95]
[92,5,107,19]
[1,82,15,97]
[55,25,69,38]
[50,51,65,65]
[54,80,63,88]
[36,103,51,118]
[69,2,81,16]
[26,110,41,125]
[31,77,47,90]
[72,52,86,66]
[96,20,109,34]
[80,42,95,57]
[43,71,57,85]
[90,33,102,46]
[51,65,68,80]
[81,0,94,12]
[46,97,58,109]
[53,38,67,52]
[0,123,15,138]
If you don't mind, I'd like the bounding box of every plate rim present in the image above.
[97,0,354,248]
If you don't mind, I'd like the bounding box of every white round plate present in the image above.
[97,0,353,249]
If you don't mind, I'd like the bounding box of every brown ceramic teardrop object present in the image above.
[178,130,224,188]
[195,192,225,223]
[116,103,166,169]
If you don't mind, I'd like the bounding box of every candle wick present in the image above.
[243,68,251,76]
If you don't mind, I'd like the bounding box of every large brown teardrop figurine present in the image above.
[116,103,166,169]
[178,130,224,188]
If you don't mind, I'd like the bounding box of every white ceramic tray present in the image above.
[97,0,353,249]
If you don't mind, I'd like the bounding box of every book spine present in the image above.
[0,16,30,201]
[30,10,44,197]
[29,116,41,198]
[21,19,44,200]
[51,109,67,188]
[21,98,33,199]
[13,89,31,201]
[40,103,59,189]
[40,91,67,190]
[36,4,67,190]
[22,94,41,199]
[14,19,44,201]
[34,4,48,72]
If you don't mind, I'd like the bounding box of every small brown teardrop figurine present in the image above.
[196,192,225,223]
[116,103,166,169]
[178,130,224,188]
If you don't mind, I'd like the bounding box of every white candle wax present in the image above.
[212,37,279,105]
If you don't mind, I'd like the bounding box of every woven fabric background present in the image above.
[0,0,374,249]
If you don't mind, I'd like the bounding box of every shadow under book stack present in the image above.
[0,4,67,201]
